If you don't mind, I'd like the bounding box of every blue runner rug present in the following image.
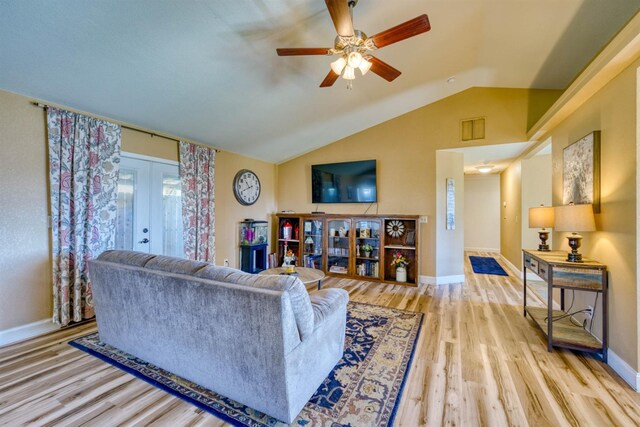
[469,256,509,276]
[69,301,423,427]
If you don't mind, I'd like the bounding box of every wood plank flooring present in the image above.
[1,252,639,426]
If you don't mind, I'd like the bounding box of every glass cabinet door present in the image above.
[327,219,351,275]
[302,219,324,270]
[355,219,381,279]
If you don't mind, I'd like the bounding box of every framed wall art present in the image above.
[446,178,455,230]
[563,131,600,213]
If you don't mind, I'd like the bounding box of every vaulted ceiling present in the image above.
[0,1,637,163]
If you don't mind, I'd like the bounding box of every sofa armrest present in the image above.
[309,288,349,327]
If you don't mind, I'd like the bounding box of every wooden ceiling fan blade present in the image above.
[276,48,332,56]
[320,70,340,87]
[370,14,431,49]
[325,0,354,36]
[367,56,401,82]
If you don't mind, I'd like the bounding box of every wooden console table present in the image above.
[522,249,608,362]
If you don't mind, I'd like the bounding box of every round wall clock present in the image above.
[233,169,261,206]
[386,220,405,237]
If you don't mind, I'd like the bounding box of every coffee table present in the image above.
[259,266,326,290]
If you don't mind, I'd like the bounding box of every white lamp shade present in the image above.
[529,206,554,228]
[358,58,372,75]
[342,66,355,80]
[330,57,346,75]
[554,204,596,232]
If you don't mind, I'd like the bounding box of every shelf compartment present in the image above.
[525,306,602,351]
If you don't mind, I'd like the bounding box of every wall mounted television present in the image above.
[311,160,377,203]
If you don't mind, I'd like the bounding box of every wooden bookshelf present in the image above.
[275,213,419,286]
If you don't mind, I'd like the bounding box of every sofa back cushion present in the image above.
[98,250,157,267]
[144,255,210,275]
[195,266,315,340]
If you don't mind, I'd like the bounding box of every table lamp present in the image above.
[528,205,554,251]
[554,203,596,262]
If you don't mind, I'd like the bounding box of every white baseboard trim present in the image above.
[420,275,466,285]
[0,319,58,347]
[499,254,523,278]
[465,247,500,253]
[608,349,640,392]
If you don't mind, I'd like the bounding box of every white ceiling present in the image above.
[0,1,637,163]
[443,141,534,175]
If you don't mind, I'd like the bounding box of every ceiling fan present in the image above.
[276,0,431,88]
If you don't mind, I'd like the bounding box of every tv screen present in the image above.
[311,160,377,203]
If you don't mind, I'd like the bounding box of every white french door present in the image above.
[115,154,184,257]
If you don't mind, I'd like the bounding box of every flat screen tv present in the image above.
[311,160,377,203]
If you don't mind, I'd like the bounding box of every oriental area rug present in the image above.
[69,302,423,427]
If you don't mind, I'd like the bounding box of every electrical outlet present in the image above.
[585,305,594,319]
[224,259,229,267]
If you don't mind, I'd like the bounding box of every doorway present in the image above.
[114,154,184,257]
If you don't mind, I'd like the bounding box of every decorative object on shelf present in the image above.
[390,251,408,282]
[359,227,370,238]
[282,248,297,271]
[404,230,415,247]
[233,169,261,206]
[338,226,347,237]
[528,205,554,251]
[386,220,405,237]
[282,220,293,240]
[446,178,455,230]
[361,243,373,258]
[563,131,601,213]
[554,203,596,262]
[304,236,315,253]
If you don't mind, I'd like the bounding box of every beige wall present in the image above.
[464,174,501,251]
[435,151,465,277]
[500,160,522,269]
[544,59,639,369]
[0,90,51,330]
[0,89,277,331]
[278,87,556,277]
[521,154,552,251]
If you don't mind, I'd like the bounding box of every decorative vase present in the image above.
[363,250,371,258]
[396,266,407,283]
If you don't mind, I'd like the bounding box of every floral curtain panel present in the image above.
[47,107,121,326]
[179,141,215,262]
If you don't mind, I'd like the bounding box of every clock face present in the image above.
[233,169,261,205]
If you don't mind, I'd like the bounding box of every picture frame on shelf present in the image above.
[563,131,601,213]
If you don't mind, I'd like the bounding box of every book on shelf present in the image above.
[329,265,348,274]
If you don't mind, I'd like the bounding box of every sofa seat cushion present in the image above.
[196,266,315,340]
[98,250,157,267]
[144,255,210,275]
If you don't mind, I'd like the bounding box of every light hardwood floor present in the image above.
[1,252,639,426]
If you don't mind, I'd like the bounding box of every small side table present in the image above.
[259,266,325,290]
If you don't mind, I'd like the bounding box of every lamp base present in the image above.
[566,234,583,263]
[538,230,550,252]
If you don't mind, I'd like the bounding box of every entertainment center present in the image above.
[275,213,420,286]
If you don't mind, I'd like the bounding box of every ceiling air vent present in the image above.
[460,117,485,141]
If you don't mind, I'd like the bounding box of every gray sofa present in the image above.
[89,250,349,423]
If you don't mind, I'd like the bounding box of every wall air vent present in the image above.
[460,117,485,141]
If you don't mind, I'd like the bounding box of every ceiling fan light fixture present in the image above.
[347,50,363,68]
[330,56,347,75]
[343,65,356,80]
[358,58,372,75]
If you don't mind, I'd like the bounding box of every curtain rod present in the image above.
[31,101,220,151]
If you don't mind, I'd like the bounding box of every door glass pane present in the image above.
[162,174,184,258]
[115,169,135,250]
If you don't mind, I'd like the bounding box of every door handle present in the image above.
[139,238,149,244]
